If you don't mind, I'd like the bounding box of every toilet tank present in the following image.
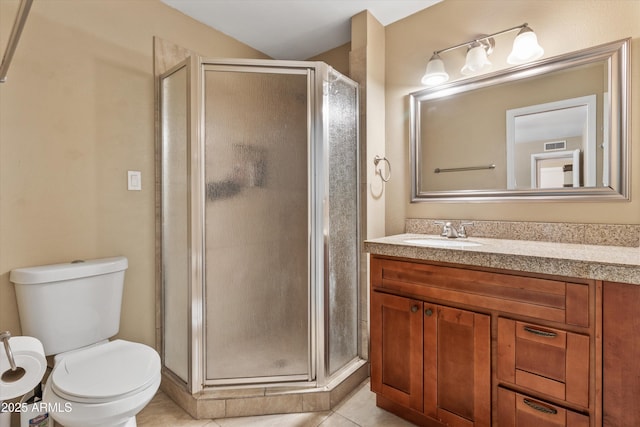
[10,257,128,356]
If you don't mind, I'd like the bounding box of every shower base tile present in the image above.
[204,386,267,399]
[196,398,227,419]
[302,391,331,412]
[140,378,414,427]
[328,362,370,408]
[160,361,369,420]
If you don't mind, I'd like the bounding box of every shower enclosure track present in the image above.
[0,0,33,83]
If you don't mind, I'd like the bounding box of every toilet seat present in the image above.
[51,339,160,404]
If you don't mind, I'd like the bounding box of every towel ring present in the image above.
[374,155,391,182]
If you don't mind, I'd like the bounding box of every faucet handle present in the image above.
[458,222,474,238]
[434,221,452,237]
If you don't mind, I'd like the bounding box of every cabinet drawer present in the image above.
[498,388,589,427]
[371,257,590,326]
[497,318,590,407]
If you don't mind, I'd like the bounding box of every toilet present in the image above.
[10,257,160,427]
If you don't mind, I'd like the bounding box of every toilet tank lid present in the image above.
[10,256,128,285]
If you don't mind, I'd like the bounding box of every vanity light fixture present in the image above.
[421,53,449,86]
[460,40,493,76]
[507,25,544,65]
[421,23,544,86]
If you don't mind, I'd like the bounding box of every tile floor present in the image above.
[137,379,415,427]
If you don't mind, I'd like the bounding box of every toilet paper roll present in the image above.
[0,336,46,401]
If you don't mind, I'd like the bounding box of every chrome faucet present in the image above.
[435,221,474,238]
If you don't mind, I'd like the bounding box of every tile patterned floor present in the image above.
[137,379,415,427]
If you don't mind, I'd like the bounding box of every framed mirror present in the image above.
[410,39,630,202]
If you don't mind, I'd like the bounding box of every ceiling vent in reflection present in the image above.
[544,140,567,151]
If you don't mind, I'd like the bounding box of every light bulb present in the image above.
[508,26,544,64]
[421,54,449,86]
[461,43,491,75]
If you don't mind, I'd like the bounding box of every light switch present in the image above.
[128,171,142,191]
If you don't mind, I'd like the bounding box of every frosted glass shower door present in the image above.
[203,67,311,384]
[326,71,359,376]
[160,62,189,384]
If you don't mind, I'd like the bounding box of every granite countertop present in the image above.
[365,234,640,285]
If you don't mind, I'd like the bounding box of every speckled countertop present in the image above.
[365,234,640,285]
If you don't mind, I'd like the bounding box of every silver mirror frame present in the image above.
[410,38,630,202]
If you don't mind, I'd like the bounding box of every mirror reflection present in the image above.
[507,94,597,190]
[410,39,629,201]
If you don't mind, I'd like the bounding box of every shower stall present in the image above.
[159,56,362,406]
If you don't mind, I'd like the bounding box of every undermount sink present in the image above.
[404,238,483,248]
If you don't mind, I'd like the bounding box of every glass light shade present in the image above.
[507,27,544,64]
[461,43,492,75]
[421,55,449,86]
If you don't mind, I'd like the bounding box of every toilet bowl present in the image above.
[9,257,161,427]
[43,340,161,427]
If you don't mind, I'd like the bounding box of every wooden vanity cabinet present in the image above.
[370,291,491,426]
[369,255,598,427]
[602,281,640,427]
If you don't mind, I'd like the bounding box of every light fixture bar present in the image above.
[433,23,529,56]
[421,22,543,86]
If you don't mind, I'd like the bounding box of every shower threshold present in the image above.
[160,359,368,419]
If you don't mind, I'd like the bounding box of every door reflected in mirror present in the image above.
[507,95,596,190]
[531,149,581,189]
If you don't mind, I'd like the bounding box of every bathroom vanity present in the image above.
[365,226,640,427]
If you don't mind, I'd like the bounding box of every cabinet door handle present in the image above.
[523,326,557,338]
[424,308,433,317]
[523,398,558,415]
[411,305,419,313]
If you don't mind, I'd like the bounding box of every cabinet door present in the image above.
[370,291,424,412]
[424,304,491,426]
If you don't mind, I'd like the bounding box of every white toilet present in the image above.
[10,257,161,427]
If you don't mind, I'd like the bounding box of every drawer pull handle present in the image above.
[411,305,419,313]
[523,398,558,415]
[524,326,557,338]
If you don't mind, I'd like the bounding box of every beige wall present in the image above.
[0,0,266,345]
[308,42,351,76]
[385,0,640,234]
[352,11,387,242]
